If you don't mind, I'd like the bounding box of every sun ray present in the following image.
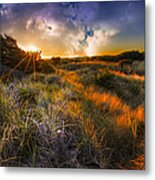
[3,54,29,80]
[32,53,37,94]
[46,61,57,72]
[24,54,32,73]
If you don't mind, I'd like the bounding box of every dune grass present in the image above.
[0,59,145,169]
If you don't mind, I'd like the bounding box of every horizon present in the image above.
[41,49,145,59]
[1,32,145,60]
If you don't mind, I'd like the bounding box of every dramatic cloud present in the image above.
[0,1,145,57]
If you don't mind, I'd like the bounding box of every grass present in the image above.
[95,71,144,108]
[0,58,145,169]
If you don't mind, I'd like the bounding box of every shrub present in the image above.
[47,74,61,85]
[95,72,115,90]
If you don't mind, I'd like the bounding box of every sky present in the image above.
[0,1,145,57]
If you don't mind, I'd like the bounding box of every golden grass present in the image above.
[127,154,145,170]
[131,105,145,123]
[59,69,144,136]
[99,69,144,81]
[84,86,144,137]
[85,86,125,113]
[71,60,119,66]
[63,71,84,90]
[67,101,82,118]
[110,70,144,81]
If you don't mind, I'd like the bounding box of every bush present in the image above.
[47,74,62,85]
[95,72,115,90]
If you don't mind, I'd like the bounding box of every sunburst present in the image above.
[3,48,41,94]
[27,45,39,52]
[3,45,62,95]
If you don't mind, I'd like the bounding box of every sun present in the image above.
[27,45,39,52]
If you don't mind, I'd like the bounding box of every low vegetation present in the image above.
[0,34,145,169]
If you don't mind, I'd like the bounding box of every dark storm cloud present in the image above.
[94,1,145,36]
[0,1,144,34]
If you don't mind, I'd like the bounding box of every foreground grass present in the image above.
[0,70,145,169]
[0,75,103,168]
